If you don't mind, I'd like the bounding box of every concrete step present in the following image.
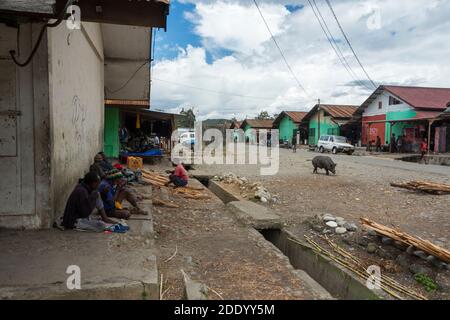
[227,200,281,229]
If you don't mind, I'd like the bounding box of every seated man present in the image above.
[99,170,147,219]
[61,172,115,231]
[98,152,114,171]
[167,162,188,187]
[90,153,106,179]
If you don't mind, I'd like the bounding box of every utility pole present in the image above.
[317,98,321,145]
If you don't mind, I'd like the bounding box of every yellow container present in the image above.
[127,156,143,170]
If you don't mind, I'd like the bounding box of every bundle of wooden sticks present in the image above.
[141,169,170,187]
[390,180,450,195]
[361,218,450,263]
[141,169,209,200]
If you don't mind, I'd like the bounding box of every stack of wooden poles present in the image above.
[361,218,450,264]
[302,235,427,300]
[141,169,209,200]
[141,169,170,187]
[390,180,450,195]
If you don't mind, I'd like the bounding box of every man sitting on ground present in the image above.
[99,170,147,219]
[90,153,106,179]
[167,162,188,187]
[97,152,114,172]
[61,172,116,231]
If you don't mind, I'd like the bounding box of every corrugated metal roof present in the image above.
[412,111,442,120]
[284,111,308,123]
[303,104,358,122]
[273,111,308,127]
[241,119,273,129]
[358,85,450,116]
[320,105,358,118]
[383,86,450,110]
[230,121,242,129]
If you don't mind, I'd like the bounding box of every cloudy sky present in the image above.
[150,0,450,120]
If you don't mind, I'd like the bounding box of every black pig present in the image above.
[312,156,337,175]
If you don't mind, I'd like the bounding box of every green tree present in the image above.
[179,107,196,128]
[256,111,273,120]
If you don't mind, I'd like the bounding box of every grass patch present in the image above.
[414,273,437,292]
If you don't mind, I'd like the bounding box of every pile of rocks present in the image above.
[213,173,277,203]
[359,229,449,271]
[322,214,358,235]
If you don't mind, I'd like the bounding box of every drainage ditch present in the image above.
[195,175,384,300]
[259,228,383,300]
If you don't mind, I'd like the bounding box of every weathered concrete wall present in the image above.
[47,22,104,222]
[0,23,51,229]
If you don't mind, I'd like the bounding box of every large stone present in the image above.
[343,222,358,232]
[393,241,408,251]
[357,236,370,247]
[323,215,336,222]
[409,263,433,277]
[414,250,428,260]
[406,245,415,255]
[335,227,347,235]
[367,243,378,254]
[337,220,346,227]
[396,253,412,268]
[381,237,394,246]
[436,272,450,293]
[326,221,338,228]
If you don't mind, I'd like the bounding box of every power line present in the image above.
[252,0,310,98]
[152,77,304,102]
[325,0,377,88]
[307,0,373,91]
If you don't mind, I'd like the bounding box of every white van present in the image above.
[318,135,355,155]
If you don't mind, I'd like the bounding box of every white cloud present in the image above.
[152,0,450,120]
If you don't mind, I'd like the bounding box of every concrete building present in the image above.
[302,104,358,146]
[240,119,273,144]
[104,100,182,158]
[356,85,450,152]
[0,1,169,229]
[272,111,308,144]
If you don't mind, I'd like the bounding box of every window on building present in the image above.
[327,128,339,135]
[378,101,382,109]
[389,96,402,105]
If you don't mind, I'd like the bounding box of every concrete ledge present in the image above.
[208,180,241,204]
[227,200,281,229]
[0,254,159,300]
[0,230,159,300]
[293,270,334,300]
[127,199,154,238]
[182,271,208,300]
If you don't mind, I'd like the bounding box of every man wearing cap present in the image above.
[90,154,106,179]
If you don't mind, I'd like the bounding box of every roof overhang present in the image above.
[102,23,151,101]
[0,0,169,29]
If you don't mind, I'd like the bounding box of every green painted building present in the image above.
[303,104,358,146]
[240,119,273,143]
[104,108,120,158]
[272,111,308,143]
[358,85,450,151]
[103,104,180,158]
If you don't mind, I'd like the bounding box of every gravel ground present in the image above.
[194,148,450,299]
[143,160,325,300]
[195,148,450,247]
